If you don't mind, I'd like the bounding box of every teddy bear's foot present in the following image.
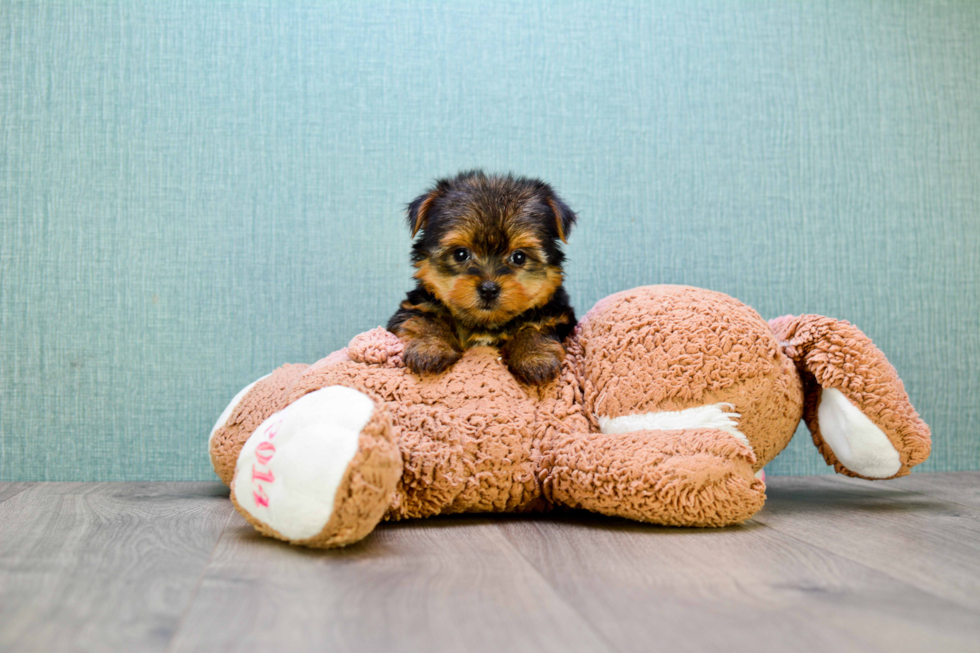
[545,427,766,527]
[230,385,402,548]
[209,364,310,486]
[770,314,931,479]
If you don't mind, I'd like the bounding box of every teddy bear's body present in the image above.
[209,286,930,548]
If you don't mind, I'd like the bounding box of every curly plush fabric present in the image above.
[209,363,309,484]
[769,314,931,478]
[208,285,931,548]
[231,398,402,547]
[573,286,804,470]
[542,427,765,527]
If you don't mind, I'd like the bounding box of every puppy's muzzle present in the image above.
[477,280,501,303]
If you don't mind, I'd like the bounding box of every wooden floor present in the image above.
[1,473,979,653]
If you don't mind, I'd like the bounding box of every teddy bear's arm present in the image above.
[769,314,931,480]
[543,427,766,527]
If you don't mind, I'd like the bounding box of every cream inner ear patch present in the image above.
[599,403,751,450]
[232,386,374,541]
[817,388,901,478]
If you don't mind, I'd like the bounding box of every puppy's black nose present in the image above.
[478,280,501,302]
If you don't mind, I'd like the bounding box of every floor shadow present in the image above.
[761,484,954,516]
[216,480,968,556]
[222,507,771,558]
[110,481,230,502]
[378,508,765,538]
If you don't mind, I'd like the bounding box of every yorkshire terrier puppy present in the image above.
[387,170,577,384]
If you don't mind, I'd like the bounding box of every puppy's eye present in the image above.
[452,248,471,263]
[509,251,527,266]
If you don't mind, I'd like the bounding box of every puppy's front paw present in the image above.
[506,351,562,385]
[403,338,462,374]
[502,328,566,385]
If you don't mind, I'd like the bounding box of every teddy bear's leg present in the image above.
[209,364,310,486]
[769,314,931,479]
[230,385,402,548]
[544,427,766,527]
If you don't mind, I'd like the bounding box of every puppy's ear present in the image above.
[406,179,450,238]
[546,194,577,243]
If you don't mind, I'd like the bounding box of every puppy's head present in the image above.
[406,170,576,327]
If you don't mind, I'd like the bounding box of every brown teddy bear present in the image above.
[208,285,931,548]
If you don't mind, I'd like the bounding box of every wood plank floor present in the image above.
[1,473,978,653]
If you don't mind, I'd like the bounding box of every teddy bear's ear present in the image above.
[546,193,577,244]
[406,179,451,239]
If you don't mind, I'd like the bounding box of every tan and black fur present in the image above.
[387,170,577,384]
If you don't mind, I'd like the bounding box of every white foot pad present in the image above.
[233,386,375,540]
[818,388,901,478]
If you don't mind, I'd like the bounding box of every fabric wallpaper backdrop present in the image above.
[1,1,978,481]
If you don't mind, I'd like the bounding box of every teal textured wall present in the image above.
[2,1,978,481]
